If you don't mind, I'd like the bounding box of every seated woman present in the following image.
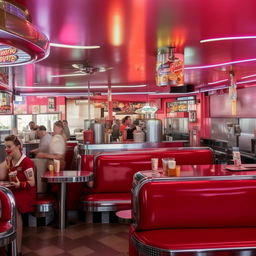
[0,135,36,256]
[36,120,66,170]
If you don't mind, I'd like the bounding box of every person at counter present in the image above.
[0,135,36,256]
[62,120,70,140]
[111,119,121,142]
[30,125,52,157]
[120,116,134,141]
[36,120,66,170]
[28,121,39,140]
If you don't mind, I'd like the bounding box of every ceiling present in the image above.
[12,0,256,95]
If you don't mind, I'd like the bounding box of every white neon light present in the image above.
[237,79,256,85]
[241,74,256,80]
[51,73,88,78]
[184,58,256,70]
[50,43,100,49]
[208,79,228,85]
[15,84,147,89]
[200,36,256,43]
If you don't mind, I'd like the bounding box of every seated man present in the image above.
[30,125,52,157]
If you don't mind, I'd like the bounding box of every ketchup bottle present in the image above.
[83,129,94,144]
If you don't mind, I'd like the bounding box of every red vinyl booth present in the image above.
[130,177,256,255]
[0,186,17,255]
[81,147,214,223]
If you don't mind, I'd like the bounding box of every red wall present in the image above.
[26,96,66,119]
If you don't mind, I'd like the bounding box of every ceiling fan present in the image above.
[51,62,113,78]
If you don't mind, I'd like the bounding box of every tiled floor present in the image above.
[22,222,129,256]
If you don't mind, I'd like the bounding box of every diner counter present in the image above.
[78,140,189,155]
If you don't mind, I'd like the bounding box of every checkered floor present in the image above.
[22,222,129,256]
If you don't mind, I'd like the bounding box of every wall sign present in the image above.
[48,97,56,112]
[0,91,12,114]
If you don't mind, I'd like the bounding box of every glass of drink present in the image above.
[167,159,176,176]
[162,158,175,175]
[151,158,159,172]
[9,171,17,182]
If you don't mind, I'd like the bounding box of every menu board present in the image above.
[167,101,188,113]
[0,92,12,114]
[94,101,147,114]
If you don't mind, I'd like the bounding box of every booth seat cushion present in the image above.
[82,193,131,211]
[132,227,256,251]
[35,193,56,205]
[82,193,131,203]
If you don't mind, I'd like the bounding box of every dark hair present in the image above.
[122,116,131,124]
[5,135,21,147]
[54,120,64,129]
[38,125,47,131]
[62,120,68,123]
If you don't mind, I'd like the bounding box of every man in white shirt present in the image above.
[30,125,52,156]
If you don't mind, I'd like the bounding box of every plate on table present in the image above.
[225,164,256,172]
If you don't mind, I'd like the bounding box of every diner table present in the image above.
[133,164,256,185]
[42,170,93,229]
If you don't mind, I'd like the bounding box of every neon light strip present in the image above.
[208,79,228,85]
[15,84,147,89]
[51,73,89,78]
[241,74,256,80]
[50,43,100,49]
[200,36,256,43]
[237,79,256,85]
[184,58,256,70]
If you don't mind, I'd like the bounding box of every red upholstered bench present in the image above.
[129,177,256,256]
[81,147,213,223]
[0,186,17,256]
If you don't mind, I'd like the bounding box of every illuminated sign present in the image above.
[176,96,195,101]
[0,48,18,63]
[156,47,184,86]
[0,46,31,66]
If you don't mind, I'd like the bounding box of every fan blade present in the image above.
[72,63,84,69]
[97,67,113,72]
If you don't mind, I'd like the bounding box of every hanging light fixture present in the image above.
[0,1,49,67]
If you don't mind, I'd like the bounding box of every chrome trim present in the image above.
[36,203,54,213]
[78,142,191,155]
[131,234,256,256]
[42,171,94,183]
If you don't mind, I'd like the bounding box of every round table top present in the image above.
[0,181,14,188]
[41,170,94,183]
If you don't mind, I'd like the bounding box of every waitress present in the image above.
[120,116,134,141]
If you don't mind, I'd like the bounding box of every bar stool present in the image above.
[0,186,17,256]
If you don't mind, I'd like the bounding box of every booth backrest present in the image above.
[0,188,12,221]
[92,147,213,193]
[80,142,185,173]
[134,179,256,230]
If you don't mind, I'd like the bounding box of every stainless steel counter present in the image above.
[78,141,189,155]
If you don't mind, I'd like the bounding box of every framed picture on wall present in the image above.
[48,97,55,112]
